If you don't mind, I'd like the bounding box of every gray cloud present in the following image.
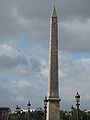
[0,0,90,111]
[0,0,90,51]
[0,47,90,110]
[58,0,90,19]
[0,79,46,110]
[60,52,90,110]
[60,18,90,51]
[0,43,48,79]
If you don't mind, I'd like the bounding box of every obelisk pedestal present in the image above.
[47,5,60,120]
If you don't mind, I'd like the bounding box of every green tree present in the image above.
[60,110,69,120]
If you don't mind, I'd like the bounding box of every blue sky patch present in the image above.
[20,37,30,48]
[72,52,90,59]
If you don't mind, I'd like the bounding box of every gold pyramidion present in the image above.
[51,5,57,17]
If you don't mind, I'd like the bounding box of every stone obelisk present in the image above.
[47,5,60,120]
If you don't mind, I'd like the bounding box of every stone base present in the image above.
[47,99,60,120]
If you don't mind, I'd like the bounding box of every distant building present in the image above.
[34,107,43,112]
[0,107,10,120]
[22,107,43,113]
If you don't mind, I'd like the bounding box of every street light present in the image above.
[44,97,48,120]
[16,105,21,120]
[75,92,80,120]
[87,111,89,120]
[71,105,74,120]
[27,101,31,120]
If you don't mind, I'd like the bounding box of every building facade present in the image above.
[0,107,10,120]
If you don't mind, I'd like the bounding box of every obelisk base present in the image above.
[47,98,60,120]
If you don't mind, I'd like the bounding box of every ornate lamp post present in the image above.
[87,111,89,120]
[71,105,74,120]
[16,105,21,120]
[44,97,48,120]
[27,101,31,120]
[75,92,80,120]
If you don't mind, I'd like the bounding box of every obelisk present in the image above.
[47,5,60,120]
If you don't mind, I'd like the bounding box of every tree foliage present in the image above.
[60,109,90,120]
[9,109,90,120]
[9,110,44,120]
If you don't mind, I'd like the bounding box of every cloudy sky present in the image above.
[0,0,90,111]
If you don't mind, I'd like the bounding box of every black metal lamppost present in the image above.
[87,111,89,120]
[44,97,48,120]
[75,92,80,120]
[27,101,31,120]
[71,105,74,120]
[16,105,21,120]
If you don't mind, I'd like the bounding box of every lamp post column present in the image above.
[16,105,21,120]
[44,97,48,120]
[71,105,74,120]
[75,92,80,120]
[27,101,31,120]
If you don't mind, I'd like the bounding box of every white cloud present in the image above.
[0,43,28,71]
[0,0,90,110]
[17,80,31,88]
[0,44,19,58]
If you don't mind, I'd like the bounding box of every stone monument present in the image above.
[47,5,60,120]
